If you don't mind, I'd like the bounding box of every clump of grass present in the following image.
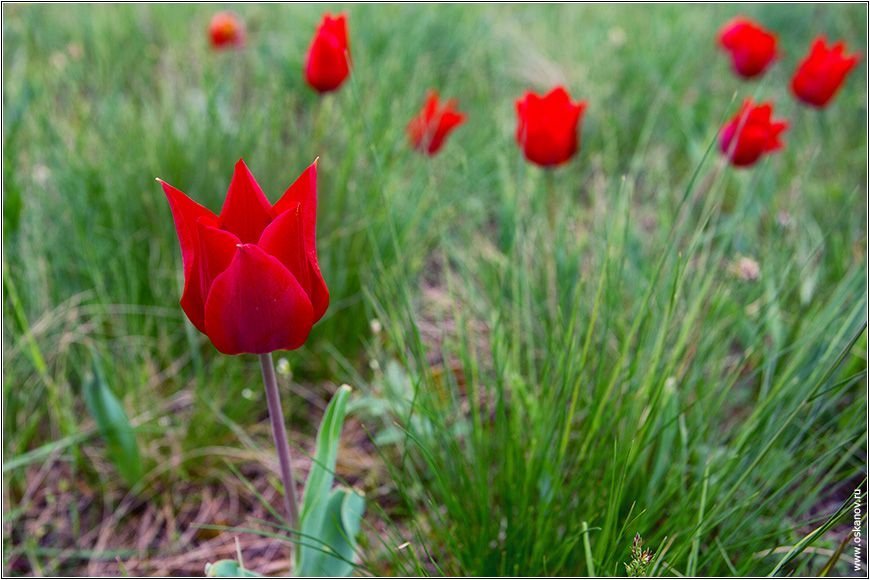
[359,9,866,564]
[365,141,865,575]
[2,3,866,576]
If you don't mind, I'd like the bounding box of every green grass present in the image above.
[2,3,867,577]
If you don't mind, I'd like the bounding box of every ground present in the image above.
[2,3,867,577]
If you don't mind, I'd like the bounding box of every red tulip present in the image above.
[208,12,245,50]
[717,17,778,79]
[719,99,788,168]
[791,37,860,108]
[305,13,350,93]
[515,86,587,168]
[407,91,466,155]
[159,160,329,355]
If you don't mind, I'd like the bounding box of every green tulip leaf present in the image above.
[83,353,143,487]
[205,559,261,577]
[297,385,365,577]
[298,487,365,577]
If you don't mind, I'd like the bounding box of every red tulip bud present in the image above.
[717,17,778,79]
[791,37,860,108]
[719,99,788,168]
[407,91,466,155]
[515,86,587,168]
[305,13,351,93]
[208,12,245,50]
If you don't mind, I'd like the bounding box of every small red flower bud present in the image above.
[717,17,778,79]
[159,160,329,355]
[515,86,587,168]
[208,12,245,50]
[719,99,788,168]
[305,13,351,93]
[407,91,466,155]
[791,37,860,108]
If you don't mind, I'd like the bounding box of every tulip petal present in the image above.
[334,14,349,48]
[259,206,330,321]
[159,179,217,279]
[324,13,349,52]
[441,110,466,133]
[271,162,329,320]
[178,253,207,332]
[204,244,314,355]
[259,206,312,294]
[196,222,241,305]
[273,161,318,255]
[546,86,571,107]
[306,261,330,322]
[179,222,240,333]
[219,159,274,244]
[423,92,440,120]
[765,120,789,152]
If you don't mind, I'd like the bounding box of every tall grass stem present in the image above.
[545,170,558,318]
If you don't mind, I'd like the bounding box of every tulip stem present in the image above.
[259,352,301,532]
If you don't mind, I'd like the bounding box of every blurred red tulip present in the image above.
[159,160,329,355]
[407,92,466,155]
[515,86,586,168]
[208,12,245,50]
[791,37,860,108]
[719,99,788,168]
[305,13,350,93]
[717,17,778,79]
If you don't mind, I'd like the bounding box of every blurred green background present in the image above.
[2,3,867,576]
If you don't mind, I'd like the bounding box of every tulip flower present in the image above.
[407,91,466,155]
[160,161,345,548]
[208,12,245,50]
[791,37,860,108]
[305,13,350,93]
[159,159,329,355]
[717,17,778,79]
[719,99,788,168]
[515,86,587,168]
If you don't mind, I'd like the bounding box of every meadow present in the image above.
[2,3,868,577]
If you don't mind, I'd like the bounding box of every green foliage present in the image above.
[299,487,366,577]
[298,385,366,577]
[82,352,143,488]
[3,178,23,238]
[205,559,261,577]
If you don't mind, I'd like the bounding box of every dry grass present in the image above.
[5,410,383,576]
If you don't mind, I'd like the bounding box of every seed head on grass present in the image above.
[625,533,654,577]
